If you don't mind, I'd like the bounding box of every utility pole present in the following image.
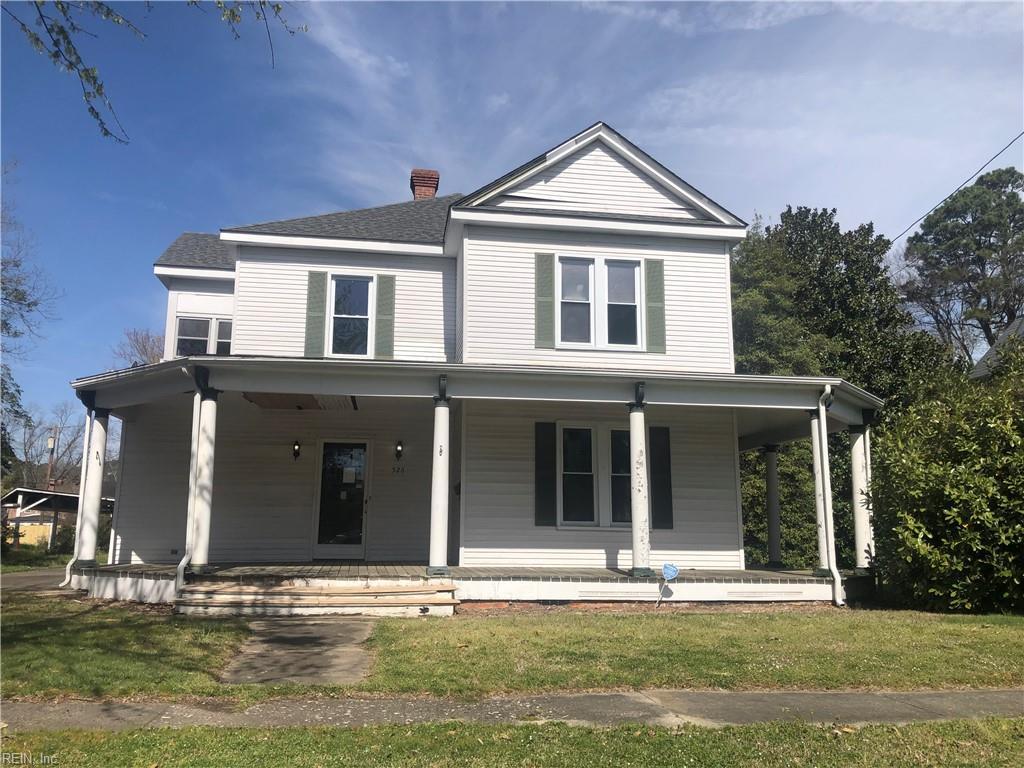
[44,425,59,491]
[45,425,59,551]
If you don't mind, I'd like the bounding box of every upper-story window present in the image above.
[330,275,374,356]
[556,257,643,350]
[175,317,232,356]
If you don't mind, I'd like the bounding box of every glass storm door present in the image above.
[314,442,369,559]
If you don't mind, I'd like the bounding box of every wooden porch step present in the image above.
[176,594,459,607]
[181,583,455,597]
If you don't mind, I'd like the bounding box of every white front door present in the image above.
[313,441,370,559]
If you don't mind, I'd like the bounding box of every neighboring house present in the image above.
[66,123,879,614]
[970,317,1023,379]
[2,487,113,550]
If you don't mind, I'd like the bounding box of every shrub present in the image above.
[872,341,1024,612]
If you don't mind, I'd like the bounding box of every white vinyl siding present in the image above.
[491,141,705,220]
[460,400,744,569]
[232,246,454,361]
[463,226,734,372]
[110,393,436,564]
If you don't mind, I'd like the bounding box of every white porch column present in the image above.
[190,388,218,572]
[809,412,829,574]
[764,444,782,566]
[629,401,654,577]
[427,394,451,576]
[850,425,873,570]
[77,408,110,566]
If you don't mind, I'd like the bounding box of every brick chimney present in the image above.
[410,168,440,200]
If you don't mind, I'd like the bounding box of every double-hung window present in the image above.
[557,257,643,349]
[330,276,373,356]
[557,423,639,528]
[175,317,232,356]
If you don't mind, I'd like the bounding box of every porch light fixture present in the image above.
[292,440,301,460]
[394,441,404,461]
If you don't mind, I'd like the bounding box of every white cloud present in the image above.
[840,1,1023,39]
[582,1,1021,38]
[485,92,511,114]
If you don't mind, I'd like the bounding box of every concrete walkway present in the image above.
[220,618,375,685]
[3,689,1021,732]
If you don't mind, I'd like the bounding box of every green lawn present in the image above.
[362,608,1024,696]
[0,593,249,699]
[6,720,1024,767]
[2,594,1023,701]
[0,548,72,572]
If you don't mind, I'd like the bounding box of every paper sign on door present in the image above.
[342,467,356,484]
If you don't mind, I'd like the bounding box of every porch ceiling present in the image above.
[71,355,880,433]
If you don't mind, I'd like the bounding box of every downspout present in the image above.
[175,367,204,597]
[816,385,845,606]
[61,401,95,588]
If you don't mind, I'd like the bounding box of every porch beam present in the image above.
[76,408,110,566]
[809,411,829,575]
[764,444,782,566]
[427,384,451,576]
[628,398,654,578]
[190,388,219,572]
[850,425,873,570]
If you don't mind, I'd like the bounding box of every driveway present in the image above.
[1,566,67,592]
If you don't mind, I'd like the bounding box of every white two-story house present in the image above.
[66,122,880,615]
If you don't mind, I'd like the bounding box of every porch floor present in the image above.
[79,562,833,585]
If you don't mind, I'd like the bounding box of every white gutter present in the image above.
[816,385,845,606]
[219,231,446,257]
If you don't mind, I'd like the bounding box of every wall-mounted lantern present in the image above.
[394,441,404,461]
[292,440,301,460]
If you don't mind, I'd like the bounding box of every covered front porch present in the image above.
[65,356,881,612]
[71,560,865,614]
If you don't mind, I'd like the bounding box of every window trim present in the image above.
[556,421,648,529]
[174,315,232,357]
[555,256,645,351]
[326,273,376,359]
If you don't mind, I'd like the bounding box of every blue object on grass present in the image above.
[662,563,679,581]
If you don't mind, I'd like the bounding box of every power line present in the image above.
[892,129,1024,243]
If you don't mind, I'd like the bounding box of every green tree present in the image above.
[902,167,1024,361]
[733,208,956,568]
[2,1,304,143]
[871,341,1024,612]
[1,164,54,492]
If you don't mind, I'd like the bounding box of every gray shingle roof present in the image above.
[155,233,234,270]
[970,317,1024,379]
[222,193,462,244]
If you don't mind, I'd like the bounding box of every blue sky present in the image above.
[3,1,1022,412]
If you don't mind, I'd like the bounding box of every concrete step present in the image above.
[177,602,456,617]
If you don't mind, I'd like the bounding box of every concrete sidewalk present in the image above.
[2,689,1021,731]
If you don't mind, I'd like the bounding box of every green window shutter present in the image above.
[650,426,673,529]
[304,271,328,358]
[375,274,396,360]
[534,253,555,349]
[645,259,666,354]
[534,422,557,526]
